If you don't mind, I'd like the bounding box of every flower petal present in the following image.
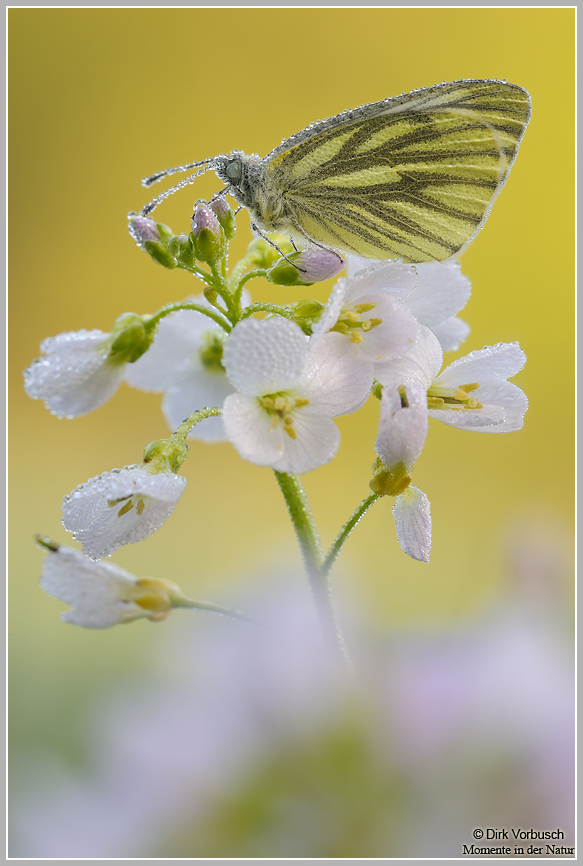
[223,317,307,396]
[24,330,110,398]
[303,332,373,416]
[428,403,507,429]
[429,380,528,432]
[309,279,348,346]
[222,393,286,467]
[435,342,527,387]
[430,316,470,353]
[354,293,419,363]
[344,260,418,303]
[163,370,234,442]
[62,466,186,560]
[125,308,213,392]
[271,406,341,474]
[376,384,428,471]
[42,362,126,418]
[375,326,443,392]
[40,545,146,628]
[405,261,471,327]
[393,485,432,562]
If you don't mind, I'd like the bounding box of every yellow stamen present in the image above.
[136,498,145,515]
[117,499,134,517]
[353,302,376,314]
[350,331,364,344]
[458,382,480,393]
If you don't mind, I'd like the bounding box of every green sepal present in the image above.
[215,208,237,241]
[109,313,155,364]
[289,298,325,332]
[369,457,411,497]
[143,437,188,474]
[266,254,314,287]
[155,223,174,245]
[143,240,177,269]
[194,227,226,265]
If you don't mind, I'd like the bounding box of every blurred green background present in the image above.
[9,8,574,856]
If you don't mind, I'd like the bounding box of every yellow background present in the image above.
[9,8,574,764]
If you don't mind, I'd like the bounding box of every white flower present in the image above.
[38,539,179,628]
[347,258,472,352]
[125,297,234,442]
[62,465,186,560]
[375,383,428,477]
[222,317,373,474]
[376,326,528,433]
[373,384,432,563]
[24,329,126,418]
[310,260,419,363]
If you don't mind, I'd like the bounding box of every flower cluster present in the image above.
[26,201,528,632]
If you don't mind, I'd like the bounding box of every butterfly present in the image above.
[140,79,531,264]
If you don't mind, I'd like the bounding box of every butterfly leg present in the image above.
[289,219,344,266]
[250,222,307,272]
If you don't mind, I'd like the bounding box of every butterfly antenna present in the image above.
[140,162,218,217]
[141,157,216,188]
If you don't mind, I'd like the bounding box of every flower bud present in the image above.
[109,312,155,364]
[142,437,188,474]
[191,202,225,265]
[292,249,345,282]
[130,216,160,243]
[210,198,237,240]
[167,233,195,267]
[245,234,294,269]
[267,249,345,287]
[289,298,325,333]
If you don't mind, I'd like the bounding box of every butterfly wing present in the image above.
[262,80,531,263]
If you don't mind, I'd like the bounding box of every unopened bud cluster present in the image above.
[130,198,237,271]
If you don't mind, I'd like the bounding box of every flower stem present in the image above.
[274,471,352,670]
[171,595,263,626]
[146,302,231,333]
[240,302,295,321]
[174,407,222,443]
[322,493,380,578]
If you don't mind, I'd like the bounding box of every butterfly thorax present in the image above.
[214,151,289,231]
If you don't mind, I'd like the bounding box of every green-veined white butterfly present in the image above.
[140,79,531,264]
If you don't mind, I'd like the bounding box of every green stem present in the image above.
[274,471,351,669]
[234,268,268,309]
[172,596,263,626]
[322,493,380,578]
[146,302,231,333]
[241,302,294,321]
[174,407,222,443]
[176,262,216,287]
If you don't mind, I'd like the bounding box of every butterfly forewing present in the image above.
[263,80,531,262]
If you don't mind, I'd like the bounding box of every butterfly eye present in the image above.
[226,160,242,181]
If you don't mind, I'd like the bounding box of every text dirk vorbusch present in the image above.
[480,829,563,840]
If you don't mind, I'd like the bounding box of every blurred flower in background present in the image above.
[10,515,574,858]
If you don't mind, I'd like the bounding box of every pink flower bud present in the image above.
[191,203,220,239]
[209,198,229,220]
[293,248,345,283]
[130,216,160,243]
